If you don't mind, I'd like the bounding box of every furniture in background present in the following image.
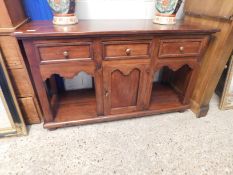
[23,0,53,20]
[0,0,42,124]
[0,49,26,137]
[184,0,233,117]
[15,20,218,129]
[216,55,233,110]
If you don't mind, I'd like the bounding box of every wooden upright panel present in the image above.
[0,0,42,124]
[184,0,233,117]
[185,0,233,20]
[0,0,27,30]
[0,36,24,69]
[18,97,41,124]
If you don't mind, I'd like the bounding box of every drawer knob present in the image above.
[105,90,109,97]
[125,48,131,56]
[179,46,184,53]
[63,51,69,58]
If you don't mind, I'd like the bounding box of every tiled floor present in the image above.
[0,95,233,175]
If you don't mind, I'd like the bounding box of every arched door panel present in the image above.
[103,60,149,115]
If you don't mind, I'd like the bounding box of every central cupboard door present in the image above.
[103,60,149,115]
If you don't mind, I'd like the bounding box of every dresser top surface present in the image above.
[14,20,219,38]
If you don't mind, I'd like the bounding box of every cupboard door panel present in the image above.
[111,69,140,108]
[103,60,149,115]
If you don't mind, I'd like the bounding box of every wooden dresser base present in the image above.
[15,20,218,130]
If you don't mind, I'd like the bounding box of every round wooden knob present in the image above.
[105,90,109,97]
[179,46,184,52]
[63,51,69,57]
[125,48,131,56]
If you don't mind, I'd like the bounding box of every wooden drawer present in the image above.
[8,68,33,97]
[0,36,23,69]
[37,42,93,63]
[158,39,204,58]
[103,40,151,60]
[18,97,41,124]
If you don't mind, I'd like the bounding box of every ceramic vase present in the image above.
[47,0,78,25]
[153,0,183,25]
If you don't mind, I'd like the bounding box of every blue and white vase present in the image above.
[153,0,183,25]
[47,0,78,25]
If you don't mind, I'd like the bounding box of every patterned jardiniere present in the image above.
[47,0,78,25]
[153,0,183,25]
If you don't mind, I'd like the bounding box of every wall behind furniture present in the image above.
[76,0,185,20]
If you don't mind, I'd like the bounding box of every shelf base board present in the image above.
[44,104,189,129]
[44,82,189,130]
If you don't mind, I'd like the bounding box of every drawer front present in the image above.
[158,39,204,58]
[0,36,23,69]
[103,41,151,60]
[37,42,93,62]
[9,68,33,97]
[18,97,41,124]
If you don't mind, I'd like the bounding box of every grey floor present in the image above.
[0,95,233,175]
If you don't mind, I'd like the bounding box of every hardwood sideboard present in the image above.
[15,20,218,129]
[0,0,42,124]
